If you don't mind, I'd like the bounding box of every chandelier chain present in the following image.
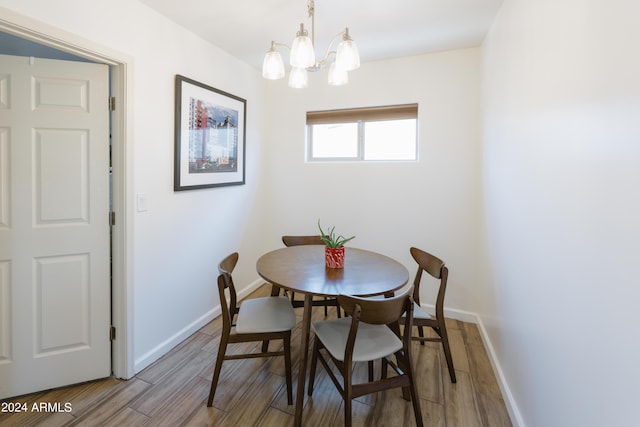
[308,0,315,19]
[308,0,315,47]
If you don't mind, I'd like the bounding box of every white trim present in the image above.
[134,306,221,373]
[133,278,265,373]
[239,278,268,298]
[473,314,525,427]
[0,7,135,379]
[110,62,136,379]
[432,305,524,426]
[419,303,524,427]
[421,303,478,324]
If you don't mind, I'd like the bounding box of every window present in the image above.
[306,104,418,162]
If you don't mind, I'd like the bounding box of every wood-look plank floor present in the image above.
[0,285,512,426]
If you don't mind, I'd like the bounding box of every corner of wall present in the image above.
[473,313,525,427]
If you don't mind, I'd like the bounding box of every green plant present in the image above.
[317,220,355,248]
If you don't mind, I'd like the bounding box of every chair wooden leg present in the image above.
[207,334,229,406]
[344,398,352,427]
[344,361,353,427]
[307,337,320,396]
[270,284,281,296]
[439,326,457,383]
[405,354,424,427]
[368,360,374,382]
[261,339,269,353]
[381,357,388,379]
[323,297,328,316]
[395,351,411,401]
[417,325,425,346]
[284,332,293,405]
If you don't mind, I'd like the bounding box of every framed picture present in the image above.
[174,75,246,191]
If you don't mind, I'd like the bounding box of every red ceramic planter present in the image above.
[325,246,345,269]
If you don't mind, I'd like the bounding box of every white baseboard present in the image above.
[133,306,220,373]
[420,303,524,427]
[238,278,266,299]
[472,314,525,427]
[441,305,479,323]
[133,278,265,374]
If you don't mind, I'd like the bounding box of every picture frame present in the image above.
[174,75,246,191]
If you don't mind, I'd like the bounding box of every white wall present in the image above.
[0,0,483,385]
[0,0,268,373]
[263,49,483,313]
[11,3,636,423]
[481,0,640,425]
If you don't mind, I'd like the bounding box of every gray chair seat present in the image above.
[312,317,402,362]
[412,302,432,320]
[236,296,296,334]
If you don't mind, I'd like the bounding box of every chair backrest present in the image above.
[217,252,239,331]
[219,251,239,275]
[410,247,449,318]
[337,286,414,326]
[337,287,414,362]
[282,235,324,247]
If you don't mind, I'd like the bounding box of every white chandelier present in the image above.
[262,0,361,88]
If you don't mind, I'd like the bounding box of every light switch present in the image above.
[137,193,148,212]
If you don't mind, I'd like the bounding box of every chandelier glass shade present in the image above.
[262,43,285,79]
[327,61,348,86]
[262,0,360,88]
[335,29,360,71]
[290,24,316,68]
[289,66,309,88]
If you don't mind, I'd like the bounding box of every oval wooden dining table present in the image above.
[256,245,409,427]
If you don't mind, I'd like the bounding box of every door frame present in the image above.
[0,7,134,379]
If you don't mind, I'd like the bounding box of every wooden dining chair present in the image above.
[308,286,423,427]
[405,246,456,383]
[281,235,341,318]
[207,252,295,407]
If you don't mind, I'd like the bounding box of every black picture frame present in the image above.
[174,75,246,191]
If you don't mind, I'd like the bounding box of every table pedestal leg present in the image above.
[294,294,313,427]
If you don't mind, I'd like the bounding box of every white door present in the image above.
[0,54,111,399]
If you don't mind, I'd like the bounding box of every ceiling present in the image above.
[139,0,503,70]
